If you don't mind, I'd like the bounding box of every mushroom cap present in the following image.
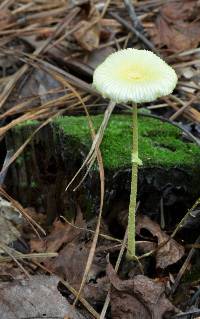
[93,48,177,103]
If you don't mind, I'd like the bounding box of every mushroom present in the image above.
[93,48,177,259]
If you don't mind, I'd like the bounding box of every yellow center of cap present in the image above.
[127,71,142,80]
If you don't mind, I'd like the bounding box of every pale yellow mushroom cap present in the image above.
[93,48,177,103]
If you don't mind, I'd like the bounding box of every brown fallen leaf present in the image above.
[30,209,85,253]
[149,0,200,52]
[136,215,184,269]
[87,47,115,69]
[107,262,177,319]
[161,0,197,21]
[45,237,108,288]
[73,0,101,52]
[31,209,110,302]
[44,229,108,302]
[74,20,100,51]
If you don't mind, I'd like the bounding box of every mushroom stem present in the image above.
[127,103,139,259]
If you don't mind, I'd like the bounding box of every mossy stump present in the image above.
[5,115,200,227]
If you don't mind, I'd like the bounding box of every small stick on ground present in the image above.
[124,0,144,32]
[109,12,159,56]
[170,234,200,295]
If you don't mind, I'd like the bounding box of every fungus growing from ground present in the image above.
[93,48,177,259]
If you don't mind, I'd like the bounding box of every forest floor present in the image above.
[0,0,200,318]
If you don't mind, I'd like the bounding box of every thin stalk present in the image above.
[127,103,138,259]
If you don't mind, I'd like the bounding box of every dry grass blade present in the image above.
[170,95,198,121]
[171,196,200,239]
[61,215,122,244]
[0,64,28,109]
[0,252,58,263]
[0,5,80,111]
[0,241,30,278]
[72,110,105,310]
[0,187,45,236]
[168,95,200,123]
[100,202,140,319]
[53,74,107,313]
[0,110,64,175]
[0,150,13,185]
[139,196,200,261]
[66,100,116,191]
[109,11,159,55]
[170,234,200,295]
[100,228,128,319]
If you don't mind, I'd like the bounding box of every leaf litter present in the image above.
[107,262,177,319]
[137,215,185,269]
[0,0,200,318]
[31,209,110,304]
[149,0,200,52]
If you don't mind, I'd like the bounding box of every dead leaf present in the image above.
[161,0,197,21]
[31,211,109,302]
[46,241,90,283]
[0,275,84,319]
[87,47,115,69]
[107,263,177,319]
[44,232,108,302]
[149,0,200,52]
[74,20,100,51]
[73,1,101,51]
[0,262,25,281]
[137,215,184,269]
[137,240,156,255]
[31,209,85,253]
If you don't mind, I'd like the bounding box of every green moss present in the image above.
[54,115,200,170]
[16,119,39,129]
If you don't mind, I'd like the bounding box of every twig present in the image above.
[109,11,159,55]
[171,196,200,239]
[170,235,200,295]
[100,0,112,18]
[168,95,200,123]
[170,95,198,121]
[61,215,122,244]
[0,150,14,185]
[140,195,200,260]
[123,0,144,32]
[0,252,58,263]
[172,308,200,318]
[0,0,14,10]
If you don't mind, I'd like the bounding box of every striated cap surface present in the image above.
[93,48,177,103]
